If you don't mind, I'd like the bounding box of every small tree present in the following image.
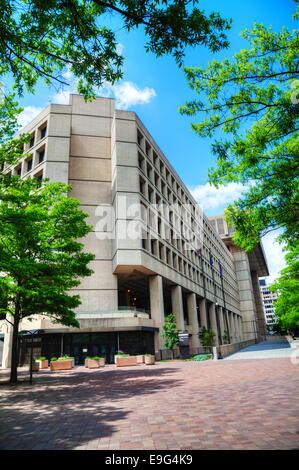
[161,314,181,359]
[222,330,230,345]
[202,329,216,353]
[0,95,95,383]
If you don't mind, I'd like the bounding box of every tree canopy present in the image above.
[180,18,299,251]
[270,243,299,331]
[0,0,231,98]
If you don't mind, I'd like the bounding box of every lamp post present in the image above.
[19,330,39,384]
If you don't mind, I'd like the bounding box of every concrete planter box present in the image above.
[37,359,48,369]
[30,362,40,371]
[50,360,73,371]
[145,355,155,365]
[87,359,100,369]
[136,355,145,364]
[115,356,138,367]
[85,358,105,367]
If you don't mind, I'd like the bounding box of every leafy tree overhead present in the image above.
[180,18,299,251]
[0,0,231,98]
[270,243,299,331]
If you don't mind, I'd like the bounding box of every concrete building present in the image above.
[259,279,279,329]
[208,215,268,339]
[1,95,268,367]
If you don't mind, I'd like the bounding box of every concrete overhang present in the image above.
[247,240,269,277]
[39,326,159,334]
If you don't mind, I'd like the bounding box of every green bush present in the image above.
[91,356,101,360]
[51,357,57,362]
[37,357,46,361]
[58,356,72,361]
[192,354,212,361]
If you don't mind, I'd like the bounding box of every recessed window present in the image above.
[138,153,145,171]
[38,149,45,163]
[29,134,35,148]
[40,126,47,139]
[137,129,143,146]
[26,155,33,172]
[34,170,43,181]
[145,141,151,157]
[139,177,146,196]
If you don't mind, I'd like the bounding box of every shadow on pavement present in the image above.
[0,366,181,450]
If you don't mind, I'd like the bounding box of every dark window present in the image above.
[29,136,35,148]
[27,159,33,172]
[41,126,47,139]
[38,149,45,163]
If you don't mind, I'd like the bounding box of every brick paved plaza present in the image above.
[0,358,298,450]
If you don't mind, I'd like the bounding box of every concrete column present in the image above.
[199,298,208,329]
[187,293,200,354]
[234,314,240,343]
[171,285,184,332]
[1,320,13,369]
[229,312,236,344]
[224,309,231,343]
[218,306,225,344]
[149,275,165,354]
[238,316,243,342]
[209,303,219,347]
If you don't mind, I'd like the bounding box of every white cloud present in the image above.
[190,182,248,211]
[260,230,286,284]
[51,89,72,105]
[97,81,156,110]
[17,106,43,128]
[113,81,156,109]
[116,43,125,56]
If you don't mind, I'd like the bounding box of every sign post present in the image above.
[178,330,190,359]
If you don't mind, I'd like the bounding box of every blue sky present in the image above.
[9,0,296,282]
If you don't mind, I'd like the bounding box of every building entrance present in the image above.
[64,332,118,365]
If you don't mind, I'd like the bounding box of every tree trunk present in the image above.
[10,305,20,384]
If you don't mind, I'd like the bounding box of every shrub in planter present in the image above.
[30,358,40,371]
[144,354,155,365]
[36,357,49,369]
[85,356,91,367]
[115,355,137,367]
[136,354,145,364]
[50,356,73,371]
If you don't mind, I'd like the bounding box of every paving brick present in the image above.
[0,358,298,450]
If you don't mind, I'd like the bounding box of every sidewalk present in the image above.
[0,358,298,450]
[223,339,298,360]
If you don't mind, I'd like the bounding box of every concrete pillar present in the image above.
[199,298,208,329]
[238,316,243,342]
[171,285,184,332]
[1,320,13,369]
[234,314,240,343]
[149,275,165,354]
[209,303,219,347]
[187,293,200,354]
[224,309,231,343]
[218,306,225,344]
[229,311,236,344]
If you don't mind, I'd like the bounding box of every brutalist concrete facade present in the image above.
[1,95,268,366]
